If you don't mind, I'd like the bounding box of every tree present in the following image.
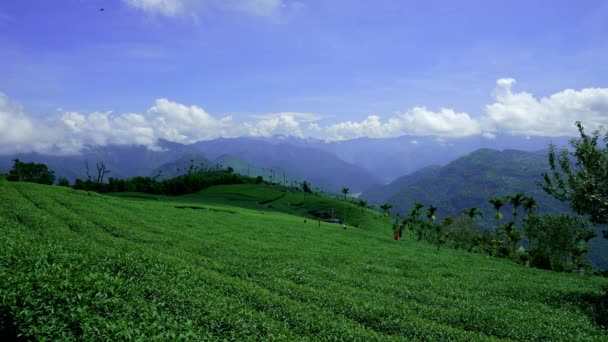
[7,159,55,185]
[57,178,70,187]
[444,216,477,251]
[380,203,392,219]
[542,121,608,238]
[507,192,526,226]
[341,187,349,199]
[426,205,438,221]
[523,213,595,271]
[488,198,507,227]
[503,221,520,255]
[405,202,425,240]
[95,161,111,183]
[522,196,538,215]
[302,181,312,208]
[461,207,483,220]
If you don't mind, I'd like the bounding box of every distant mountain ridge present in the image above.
[0,137,380,193]
[362,148,564,217]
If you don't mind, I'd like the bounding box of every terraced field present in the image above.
[1,180,607,340]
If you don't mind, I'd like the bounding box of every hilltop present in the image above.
[1,180,607,340]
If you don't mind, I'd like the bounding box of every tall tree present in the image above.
[380,203,393,219]
[488,198,507,228]
[426,205,438,222]
[302,181,312,208]
[508,193,526,226]
[341,187,349,199]
[461,207,483,220]
[522,196,538,215]
[542,121,608,239]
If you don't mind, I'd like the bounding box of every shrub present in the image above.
[444,217,477,251]
[7,159,55,185]
[57,178,70,187]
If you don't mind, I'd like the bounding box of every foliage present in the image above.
[341,187,349,199]
[444,217,477,251]
[301,181,312,194]
[488,197,507,221]
[461,207,483,220]
[6,159,55,185]
[542,121,608,238]
[379,203,392,217]
[507,192,527,225]
[73,171,247,196]
[57,178,70,187]
[523,214,596,271]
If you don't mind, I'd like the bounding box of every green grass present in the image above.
[1,180,607,340]
[110,184,391,233]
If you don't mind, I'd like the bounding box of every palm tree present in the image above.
[461,206,483,220]
[508,193,526,226]
[488,198,507,228]
[380,203,392,219]
[523,196,538,215]
[341,187,349,199]
[426,205,438,222]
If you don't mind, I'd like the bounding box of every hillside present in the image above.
[111,184,391,233]
[361,148,608,269]
[309,135,571,183]
[1,180,607,340]
[190,138,380,193]
[362,149,564,217]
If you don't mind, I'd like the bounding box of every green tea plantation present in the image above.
[1,180,607,340]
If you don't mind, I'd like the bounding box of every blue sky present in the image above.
[1,0,608,153]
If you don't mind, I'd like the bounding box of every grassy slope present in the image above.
[1,181,607,340]
[111,184,391,233]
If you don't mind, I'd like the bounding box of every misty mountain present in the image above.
[0,137,380,193]
[309,135,572,183]
[0,145,185,182]
[187,138,380,193]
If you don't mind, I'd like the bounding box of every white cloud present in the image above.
[122,0,290,17]
[123,0,189,16]
[147,98,238,142]
[245,112,310,137]
[483,78,608,136]
[220,0,283,16]
[308,107,481,141]
[0,92,62,154]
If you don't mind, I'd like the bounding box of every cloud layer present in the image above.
[1,79,608,155]
[484,78,608,136]
[122,0,288,17]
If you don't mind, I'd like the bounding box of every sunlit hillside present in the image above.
[1,180,606,340]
